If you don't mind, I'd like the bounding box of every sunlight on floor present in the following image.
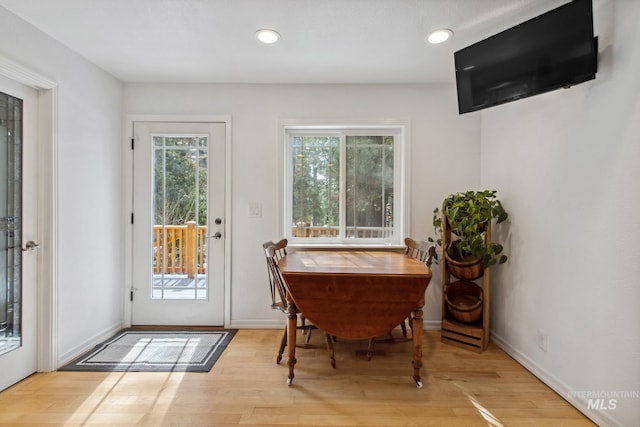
[62,371,186,425]
[452,379,505,427]
[121,337,203,364]
[467,393,505,427]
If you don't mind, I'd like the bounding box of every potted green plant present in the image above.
[428,190,508,274]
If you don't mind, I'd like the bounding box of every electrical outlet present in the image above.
[538,329,548,352]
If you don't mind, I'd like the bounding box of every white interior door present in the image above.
[132,122,225,325]
[0,76,38,391]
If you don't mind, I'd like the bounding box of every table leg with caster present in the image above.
[286,296,297,385]
[411,303,424,388]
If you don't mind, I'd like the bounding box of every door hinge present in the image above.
[130,290,134,301]
[131,213,134,224]
[131,137,135,150]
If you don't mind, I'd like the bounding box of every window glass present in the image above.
[292,135,340,238]
[285,125,404,245]
[345,136,394,238]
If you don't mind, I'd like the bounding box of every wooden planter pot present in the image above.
[444,240,484,280]
[444,280,483,323]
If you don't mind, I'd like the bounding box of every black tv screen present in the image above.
[455,0,597,114]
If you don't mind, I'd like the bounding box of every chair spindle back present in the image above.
[263,239,289,312]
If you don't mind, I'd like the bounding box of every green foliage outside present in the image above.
[292,135,394,233]
[154,136,208,226]
[292,136,340,227]
[346,136,394,228]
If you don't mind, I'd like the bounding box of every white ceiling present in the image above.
[0,0,569,84]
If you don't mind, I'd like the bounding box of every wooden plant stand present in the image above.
[440,217,491,353]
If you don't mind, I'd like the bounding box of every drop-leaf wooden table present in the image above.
[278,249,432,387]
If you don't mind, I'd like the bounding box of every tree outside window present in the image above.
[285,125,404,245]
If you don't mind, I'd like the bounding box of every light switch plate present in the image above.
[248,202,262,218]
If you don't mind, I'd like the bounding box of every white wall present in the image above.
[0,8,125,363]
[481,1,640,426]
[124,83,480,328]
[3,3,635,424]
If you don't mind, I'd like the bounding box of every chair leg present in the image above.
[304,326,313,345]
[325,333,336,368]
[400,320,408,338]
[366,338,375,361]
[277,327,287,364]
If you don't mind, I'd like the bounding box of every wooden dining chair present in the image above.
[263,239,287,315]
[402,237,435,334]
[405,237,428,264]
[263,240,336,367]
[262,238,287,261]
[262,238,312,334]
[365,237,435,360]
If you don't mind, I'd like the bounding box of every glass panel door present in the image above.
[152,134,208,300]
[0,77,38,392]
[132,122,225,325]
[0,91,22,356]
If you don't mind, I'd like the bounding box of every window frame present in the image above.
[279,119,410,247]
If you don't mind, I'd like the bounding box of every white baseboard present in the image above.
[491,332,619,427]
[229,320,284,329]
[422,320,441,330]
[57,321,123,367]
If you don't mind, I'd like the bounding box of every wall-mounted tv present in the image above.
[454,0,598,114]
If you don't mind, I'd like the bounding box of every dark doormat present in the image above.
[58,329,237,372]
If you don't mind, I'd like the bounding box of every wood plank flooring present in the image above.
[0,329,595,426]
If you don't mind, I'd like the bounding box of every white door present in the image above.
[132,122,225,325]
[0,77,38,391]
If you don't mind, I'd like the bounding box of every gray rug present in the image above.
[59,329,237,372]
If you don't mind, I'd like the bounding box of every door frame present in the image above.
[124,114,232,328]
[0,55,58,373]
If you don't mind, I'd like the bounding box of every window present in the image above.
[283,122,407,245]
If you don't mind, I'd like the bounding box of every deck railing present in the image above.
[153,224,388,278]
[291,226,388,239]
[153,222,207,278]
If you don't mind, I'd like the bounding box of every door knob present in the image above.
[212,232,222,239]
[22,241,40,251]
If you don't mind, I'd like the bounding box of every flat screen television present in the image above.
[454,0,598,114]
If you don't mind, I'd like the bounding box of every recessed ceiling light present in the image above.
[255,29,281,44]
[427,29,453,44]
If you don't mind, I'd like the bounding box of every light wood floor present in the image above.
[0,329,595,426]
